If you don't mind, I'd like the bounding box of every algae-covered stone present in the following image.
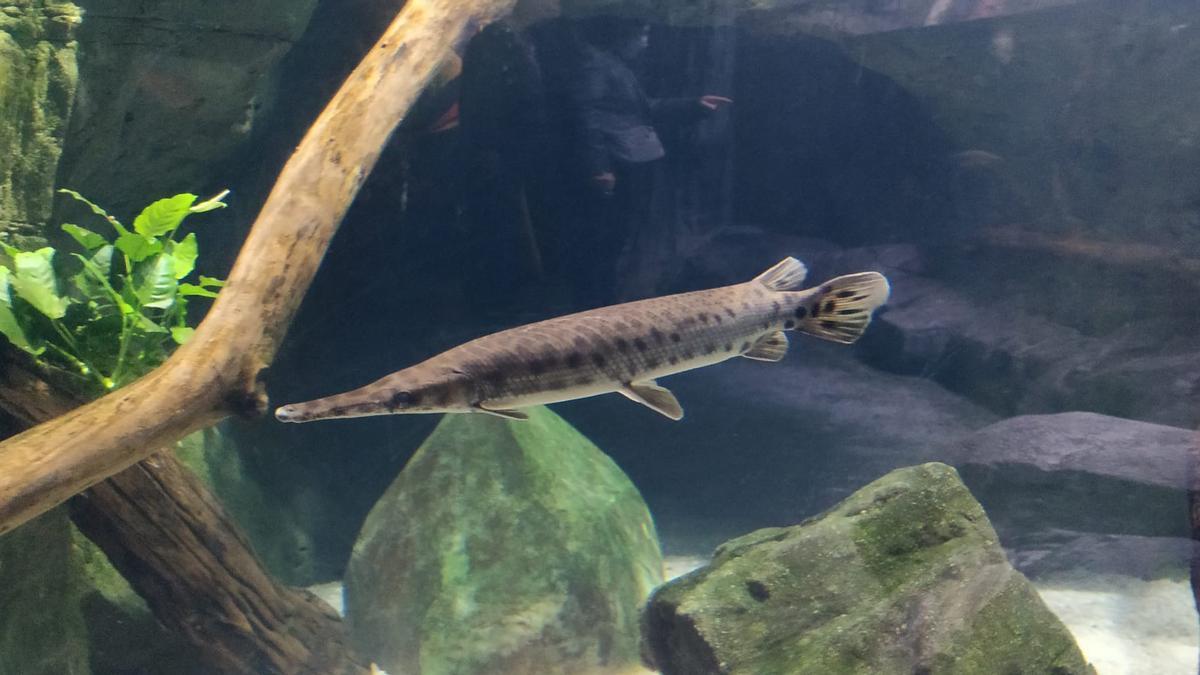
[176,425,318,584]
[0,0,80,247]
[344,406,663,675]
[643,463,1094,675]
[71,527,209,675]
[0,508,89,675]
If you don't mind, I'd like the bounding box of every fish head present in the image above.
[274,365,475,423]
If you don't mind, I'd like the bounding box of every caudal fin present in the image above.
[798,272,890,344]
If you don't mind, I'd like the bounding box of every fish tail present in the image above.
[797,272,890,344]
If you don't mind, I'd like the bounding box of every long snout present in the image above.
[274,404,312,423]
[272,386,390,423]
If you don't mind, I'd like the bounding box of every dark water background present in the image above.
[89,0,1198,591]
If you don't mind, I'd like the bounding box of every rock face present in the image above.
[844,0,1200,250]
[175,425,318,585]
[642,463,1093,675]
[0,509,89,675]
[72,528,209,675]
[0,0,80,246]
[54,0,319,218]
[344,406,663,675]
[947,412,1194,545]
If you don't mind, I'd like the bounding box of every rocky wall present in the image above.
[0,0,79,247]
[54,0,320,220]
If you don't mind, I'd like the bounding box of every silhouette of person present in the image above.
[564,17,731,308]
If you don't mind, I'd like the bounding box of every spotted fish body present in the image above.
[274,258,890,423]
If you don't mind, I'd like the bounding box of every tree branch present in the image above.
[1,344,367,674]
[0,0,517,535]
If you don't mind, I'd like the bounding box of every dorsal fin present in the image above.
[753,257,808,291]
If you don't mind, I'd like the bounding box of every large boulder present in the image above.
[344,406,664,675]
[1005,530,1195,581]
[642,463,1093,675]
[946,412,1193,545]
[0,0,80,246]
[866,263,1200,428]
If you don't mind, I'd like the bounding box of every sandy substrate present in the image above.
[1035,573,1198,675]
[311,559,1199,674]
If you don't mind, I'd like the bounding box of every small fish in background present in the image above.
[950,149,1005,169]
[275,258,890,423]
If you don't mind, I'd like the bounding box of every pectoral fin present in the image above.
[743,330,789,362]
[474,403,529,421]
[620,380,684,421]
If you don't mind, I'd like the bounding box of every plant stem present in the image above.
[44,341,106,390]
[49,320,103,383]
[112,313,132,387]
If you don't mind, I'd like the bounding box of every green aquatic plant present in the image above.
[0,189,228,395]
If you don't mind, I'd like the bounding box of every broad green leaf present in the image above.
[72,246,116,304]
[10,248,70,319]
[189,189,229,214]
[133,194,196,237]
[62,223,108,250]
[135,253,177,309]
[89,245,114,278]
[171,233,198,279]
[115,232,162,262]
[1,242,18,259]
[178,283,219,298]
[170,326,194,344]
[0,267,40,353]
[198,276,225,288]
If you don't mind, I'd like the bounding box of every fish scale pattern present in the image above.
[440,282,813,407]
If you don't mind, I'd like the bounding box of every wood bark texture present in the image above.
[0,346,367,675]
[0,0,517,535]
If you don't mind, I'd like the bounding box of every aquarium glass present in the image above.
[0,0,1196,673]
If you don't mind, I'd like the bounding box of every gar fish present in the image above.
[275,257,889,423]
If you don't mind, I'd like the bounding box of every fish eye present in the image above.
[390,390,415,408]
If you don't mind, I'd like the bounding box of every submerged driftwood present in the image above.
[0,0,516,671]
[0,0,516,535]
[0,346,363,674]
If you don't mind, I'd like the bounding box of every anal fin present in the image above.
[474,403,529,421]
[619,380,684,421]
[743,330,789,361]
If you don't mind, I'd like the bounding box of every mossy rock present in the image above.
[0,502,205,675]
[344,406,663,675]
[0,0,79,247]
[71,528,209,675]
[643,463,1094,675]
[175,425,317,584]
[0,508,89,675]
